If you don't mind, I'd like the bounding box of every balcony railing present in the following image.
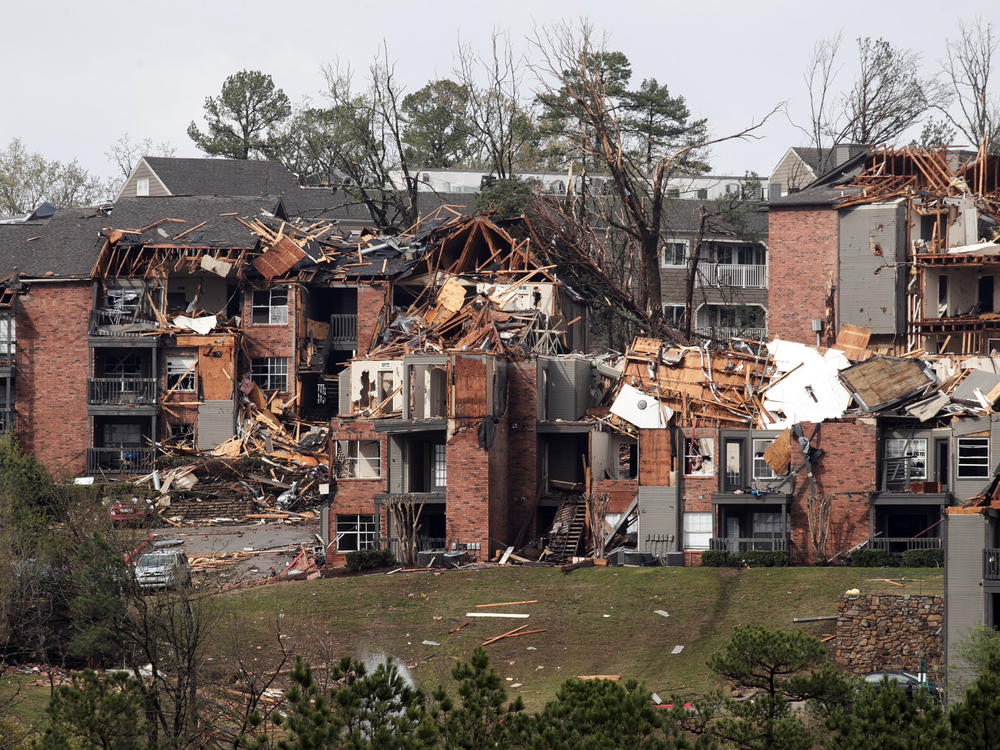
[696,326,767,342]
[329,313,357,344]
[86,447,155,474]
[868,536,942,553]
[0,343,16,370]
[699,263,767,288]
[88,378,157,405]
[89,309,160,337]
[882,457,922,492]
[986,549,1000,580]
[386,536,448,559]
[709,536,789,552]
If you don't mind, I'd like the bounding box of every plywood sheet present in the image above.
[638,429,672,486]
[253,236,306,279]
[832,324,872,362]
[763,429,791,474]
[198,341,235,401]
[838,357,934,411]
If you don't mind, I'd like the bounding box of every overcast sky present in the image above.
[2,0,996,182]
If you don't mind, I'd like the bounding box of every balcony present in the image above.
[86,446,155,474]
[709,536,789,552]
[986,549,1000,580]
[89,309,160,338]
[699,263,767,289]
[329,313,358,347]
[882,456,923,492]
[88,378,157,406]
[868,536,942,553]
[0,343,15,373]
[696,326,767,342]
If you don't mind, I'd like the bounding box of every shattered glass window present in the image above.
[958,437,989,479]
[336,514,378,551]
[251,289,288,325]
[885,438,927,480]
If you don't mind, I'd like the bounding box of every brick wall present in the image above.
[680,428,717,515]
[507,360,539,541]
[356,284,387,356]
[445,424,491,556]
[787,420,876,563]
[242,284,296,393]
[835,594,943,678]
[15,282,92,476]
[768,207,839,345]
[591,479,637,515]
[327,419,387,567]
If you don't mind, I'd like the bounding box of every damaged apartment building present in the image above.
[0,193,395,477]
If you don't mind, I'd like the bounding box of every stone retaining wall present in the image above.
[835,594,943,677]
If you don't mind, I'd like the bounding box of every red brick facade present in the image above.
[242,284,296,394]
[15,282,92,476]
[356,284,387,356]
[768,207,839,345]
[327,419,387,567]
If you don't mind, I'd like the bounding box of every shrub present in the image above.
[902,548,943,567]
[849,549,898,567]
[345,548,396,572]
[701,550,739,567]
[742,550,789,567]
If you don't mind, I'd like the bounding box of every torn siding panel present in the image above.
[197,400,235,450]
[638,485,679,553]
[837,202,906,335]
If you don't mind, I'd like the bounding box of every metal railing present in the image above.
[0,343,16,370]
[868,536,942,552]
[386,537,447,559]
[883,457,918,492]
[329,313,358,344]
[986,549,1000,580]
[89,309,160,337]
[0,408,17,435]
[699,263,767,288]
[709,536,789,552]
[87,378,157,405]
[696,326,767,342]
[86,447,156,474]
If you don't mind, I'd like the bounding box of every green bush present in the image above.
[902,547,943,567]
[742,550,789,567]
[345,548,396,572]
[848,549,898,567]
[701,550,739,567]
[701,549,788,567]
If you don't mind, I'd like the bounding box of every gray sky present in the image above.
[2,0,996,182]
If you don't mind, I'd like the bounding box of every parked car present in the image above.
[862,671,943,699]
[110,497,153,526]
[134,549,191,590]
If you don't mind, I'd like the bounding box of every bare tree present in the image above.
[385,495,424,566]
[800,35,936,170]
[0,138,106,214]
[940,18,1000,152]
[532,19,774,327]
[455,30,535,179]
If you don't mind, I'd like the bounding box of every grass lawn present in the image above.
[219,565,942,711]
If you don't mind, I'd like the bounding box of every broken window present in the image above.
[250,357,288,391]
[958,437,990,479]
[885,438,927,480]
[752,512,784,538]
[616,441,637,479]
[661,240,688,267]
[683,512,712,550]
[251,288,288,325]
[684,437,714,477]
[166,354,196,392]
[169,423,194,446]
[335,514,378,551]
[663,305,685,328]
[752,439,782,480]
[335,439,381,479]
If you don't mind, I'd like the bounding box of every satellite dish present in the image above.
[636,400,647,410]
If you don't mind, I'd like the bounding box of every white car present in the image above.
[134,549,191,590]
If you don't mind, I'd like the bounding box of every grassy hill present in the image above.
[1,565,943,735]
[223,565,943,709]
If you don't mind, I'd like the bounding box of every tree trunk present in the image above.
[641,230,661,326]
[683,207,709,340]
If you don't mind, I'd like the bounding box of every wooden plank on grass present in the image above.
[465,612,530,618]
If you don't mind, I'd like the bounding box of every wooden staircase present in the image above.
[547,495,586,562]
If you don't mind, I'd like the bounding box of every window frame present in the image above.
[957,437,990,479]
[684,436,714,477]
[683,512,712,550]
[335,514,378,551]
[885,438,928,480]
[166,354,197,393]
[251,288,289,326]
[661,239,689,267]
[334,439,382,479]
[250,357,288,392]
[752,438,780,480]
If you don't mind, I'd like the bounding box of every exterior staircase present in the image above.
[547,495,586,562]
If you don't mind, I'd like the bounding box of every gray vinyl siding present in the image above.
[638,485,679,553]
[838,203,906,335]
[118,159,171,198]
[387,436,403,494]
[769,151,815,195]
[338,369,351,416]
[196,400,235,449]
[539,357,591,421]
[945,512,986,702]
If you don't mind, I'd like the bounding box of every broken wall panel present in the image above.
[638,428,672,486]
[838,202,907,335]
